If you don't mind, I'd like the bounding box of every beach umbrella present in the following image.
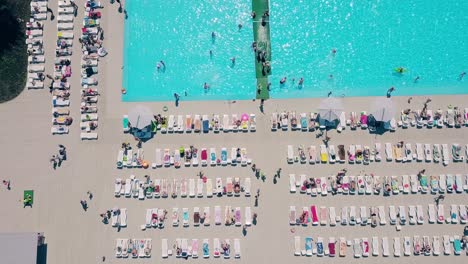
[371,97,396,122]
[318,97,344,122]
[128,105,154,129]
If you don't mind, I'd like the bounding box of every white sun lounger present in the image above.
[428,204,436,223]
[289,174,296,193]
[287,145,294,163]
[409,174,418,193]
[382,237,389,257]
[222,114,230,132]
[114,179,122,196]
[389,206,397,225]
[416,205,424,224]
[203,207,210,226]
[378,206,387,225]
[460,205,468,224]
[182,208,189,227]
[234,239,241,258]
[197,179,203,197]
[341,207,348,225]
[294,236,301,256]
[244,178,251,197]
[145,209,152,227]
[167,115,174,132]
[191,239,199,258]
[402,175,410,194]
[450,204,458,224]
[416,143,423,161]
[433,236,440,256]
[385,143,393,161]
[393,237,401,257]
[441,144,449,165]
[161,238,168,258]
[403,237,411,256]
[51,126,69,134]
[172,208,179,226]
[349,206,356,225]
[437,204,445,223]
[371,237,379,256]
[455,174,463,193]
[443,235,451,255]
[439,174,447,193]
[124,179,132,197]
[202,239,209,258]
[189,179,195,198]
[408,205,416,225]
[424,144,432,162]
[120,208,127,227]
[353,238,361,258]
[80,132,98,140]
[374,143,382,161]
[289,206,296,225]
[245,207,252,226]
[329,207,336,226]
[213,238,221,257]
[206,179,213,197]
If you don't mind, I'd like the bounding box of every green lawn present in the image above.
[0,0,30,103]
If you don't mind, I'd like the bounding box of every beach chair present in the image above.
[220,114,229,132]
[319,206,328,226]
[385,143,393,161]
[202,114,210,133]
[226,178,233,196]
[189,179,195,198]
[443,235,451,255]
[357,176,365,195]
[316,237,324,257]
[287,145,294,163]
[215,178,223,196]
[115,239,123,257]
[389,206,397,225]
[305,237,313,256]
[460,205,468,224]
[328,145,337,163]
[299,113,308,131]
[369,237,378,256]
[308,145,317,164]
[439,174,447,193]
[341,207,348,225]
[200,148,207,166]
[393,237,401,257]
[213,238,221,258]
[428,204,436,223]
[373,143,382,162]
[336,238,346,257]
[348,145,356,163]
[441,144,450,165]
[349,206,357,225]
[119,208,127,227]
[209,148,217,166]
[378,206,387,225]
[114,178,122,197]
[202,239,210,258]
[403,237,411,256]
[244,207,252,226]
[447,174,455,193]
[310,205,318,226]
[401,175,410,194]
[203,207,210,226]
[413,235,421,256]
[196,179,204,198]
[193,115,201,132]
[240,148,249,165]
[398,206,407,225]
[320,177,328,196]
[349,176,356,194]
[452,143,464,162]
[454,174,463,193]
[124,179,132,197]
[244,178,251,197]
[153,179,160,198]
[215,206,223,225]
[206,179,213,197]
[234,207,242,226]
[433,236,440,256]
[294,236,301,256]
[415,143,423,161]
[373,176,382,194]
[280,112,288,130]
[361,238,369,257]
[403,143,413,162]
[271,113,278,131]
[437,204,445,223]
[329,207,336,226]
[415,205,424,224]
[446,109,455,127]
[453,236,462,255]
[450,204,459,224]
[382,237,389,257]
[145,209,153,227]
[289,206,296,225]
[232,239,240,259]
[408,206,416,225]
[360,206,368,225]
[355,145,363,163]
[160,238,168,258]
[232,114,239,132]
[353,239,361,258]
[423,143,432,162]
[248,113,256,132]
[182,208,189,227]
[193,207,201,226]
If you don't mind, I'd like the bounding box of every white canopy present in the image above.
[128,105,154,129]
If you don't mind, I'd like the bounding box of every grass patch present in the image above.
[0,0,30,103]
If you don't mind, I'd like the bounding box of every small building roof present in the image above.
[0,232,38,264]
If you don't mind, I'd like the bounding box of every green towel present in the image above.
[23,190,34,205]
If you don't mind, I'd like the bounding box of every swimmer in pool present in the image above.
[231,57,236,65]
[459,72,466,80]
[204,83,210,89]
[156,63,161,71]
[298,78,304,85]
[238,24,242,30]
[396,67,405,73]
[251,11,256,19]
[280,77,287,84]
[211,32,216,38]
[331,49,336,55]
[414,76,420,83]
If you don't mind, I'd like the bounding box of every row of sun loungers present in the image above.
[287,143,468,166]
[400,108,468,129]
[294,235,465,257]
[79,1,103,140]
[161,238,241,259]
[289,204,468,227]
[116,147,251,168]
[143,206,253,228]
[115,238,152,258]
[146,114,257,134]
[271,112,347,132]
[27,1,48,88]
[289,173,468,196]
[115,176,251,199]
[50,1,74,135]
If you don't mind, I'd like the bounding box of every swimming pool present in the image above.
[123,0,256,101]
[124,0,468,102]
[269,0,468,98]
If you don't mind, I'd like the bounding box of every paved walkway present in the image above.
[252,0,271,100]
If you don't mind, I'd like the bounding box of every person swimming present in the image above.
[414,76,420,83]
[204,83,210,89]
[331,49,336,55]
[395,67,405,73]
[298,78,304,85]
[459,71,466,80]
[211,32,216,38]
[231,57,236,65]
[280,77,287,84]
[238,24,242,30]
[251,11,256,19]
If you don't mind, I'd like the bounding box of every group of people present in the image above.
[50,145,67,170]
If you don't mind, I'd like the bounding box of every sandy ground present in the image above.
[0,1,467,263]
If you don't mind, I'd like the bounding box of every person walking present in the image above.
[80,200,88,211]
[434,194,445,205]
[50,155,58,170]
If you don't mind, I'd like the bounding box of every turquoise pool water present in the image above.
[123,0,255,101]
[124,0,468,101]
[269,0,468,98]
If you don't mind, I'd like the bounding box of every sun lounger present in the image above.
[355,145,363,163]
[289,206,297,226]
[361,237,369,257]
[316,237,324,257]
[403,237,411,256]
[393,143,403,162]
[450,204,458,224]
[289,174,296,193]
[328,207,336,226]
[348,145,356,163]
[443,235,451,255]
[384,143,393,161]
[294,236,301,256]
[389,205,397,225]
[447,174,454,192]
[202,239,209,258]
[287,145,294,163]
[213,238,221,258]
[423,143,432,162]
[188,179,196,198]
[308,145,317,164]
[119,208,127,227]
[441,144,449,165]
[280,112,288,130]
[349,206,357,225]
[193,114,201,132]
[453,236,462,255]
[231,114,239,132]
[114,179,122,197]
[329,145,336,163]
[353,238,361,258]
[415,143,423,161]
[408,205,416,225]
[428,204,436,223]
[454,174,463,193]
[432,236,440,256]
[452,143,464,162]
[51,126,69,134]
[202,207,210,226]
[378,206,387,225]
[115,239,123,257]
[304,237,313,256]
[437,204,445,223]
[357,176,365,195]
[459,205,468,224]
[382,237,389,257]
[439,174,446,193]
[398,206,407,225]
[341,207,348,225]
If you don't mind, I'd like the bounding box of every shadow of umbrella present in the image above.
[370,97,396,135]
